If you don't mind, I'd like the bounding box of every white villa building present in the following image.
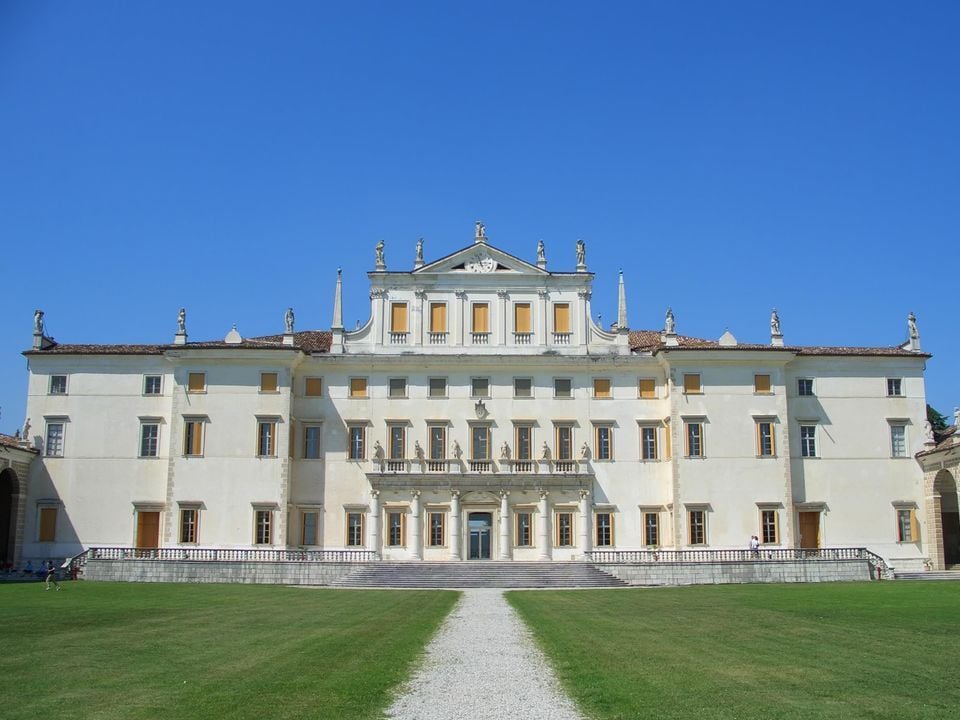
[5,224,953,573]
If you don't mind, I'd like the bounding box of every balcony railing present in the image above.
[84,547,379,563]
[513,460,533,473]
[514,332,532,345]
[428,332,447,345]
[386,460,406,472]
[367,458,586,475]
[389,332,408,345]
[469,460,491,473]
[553,332,571,345]
[472,332,489,345]
[586,547,889,573]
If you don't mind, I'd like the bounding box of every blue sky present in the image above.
[1,1,957,430]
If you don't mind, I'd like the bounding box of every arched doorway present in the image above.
[934,470,959,567]
[0,468,20,566]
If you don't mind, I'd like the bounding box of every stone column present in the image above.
[368,490,380,555]
[538,491,551,561]
[579,489,591,558]
[449,491,461,561]
[410,490,422,560]
[499,491,511,560]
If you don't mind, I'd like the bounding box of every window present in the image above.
[254,510,272,545]
[387,510,405,547]
[595,425,613,461]
[595,512,613,547]
[553,303,570,334]
[390,302,408,335]
[389,378,407,398]
[554,378,572,398]
[760,509,779,544]
[472,303,490,335]
[756,421,775,457]
[389,425,405,460]
[349,378,368,398]
[555,511,574,547]
[514,378,532,398]
[515,511,533,546]
[638,378,656,399]
[797,378,814,397]
[685,421,704,458]
[305,377,323,397]
[179,508,199,544]
[260,372,278,393]
[183,418,204,456]
[800,425,817,457]
[887,378,903,397]
[754,374,772,394]
[144,375,162,395]
[187,372,206,393]
[471,425,490,460]
[890,424,907,457]
[593,378,611,399]
[683,373,702,394]
[38,506,57,542]
[471,377,489,398]
[515,425,533,466]
[348,425,365,460]
[304,425,322,459]
[49,375,67,395]
[428,512,445,547]
[428,425,446,465]
[346,512,365,546]
[555,425,573,462]
[257,420,277,457]
[643,511,659,547]
[640,426,658,460]
[688,509,706,545]
[430,302,447,334]
[896,507,919,543]
[301,510,319,546]
[140,422,159,458]
[45,421,64,457]
[514,302,532,336]
[429,377,447,398]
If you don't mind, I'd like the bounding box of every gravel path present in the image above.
[385,588,585,720]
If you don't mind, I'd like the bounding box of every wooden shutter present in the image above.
[38,507,57,542]
[288,420,295,458]
[260,373,278,393]
[553,304,570,333]
[430,303,447,333]
[350,378,367,397]
[754,374,771,393]
[305,378,322,396]
[683,374,701,393]
[188,373,205,392]
[472,303,489,333]
[910,509,919,542]
[594,378,611,398]
[391,303,408,333]
[514,303,531,333]
[664,422,672,459]
[639,378,656,399]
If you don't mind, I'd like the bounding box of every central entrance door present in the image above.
[798,511,820,550]
[468,512,492,560]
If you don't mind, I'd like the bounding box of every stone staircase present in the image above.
[328,561,628,588]
[894,568,960,581]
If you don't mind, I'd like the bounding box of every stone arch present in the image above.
[926,468,959,569]
[0,467,22,566]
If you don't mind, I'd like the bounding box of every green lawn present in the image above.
[508,583,960,720]
[0,582,458,720]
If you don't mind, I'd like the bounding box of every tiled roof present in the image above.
[23,331,333,356]
[0,434,38,453]
[628,330,928,358]
[915,425,959,458]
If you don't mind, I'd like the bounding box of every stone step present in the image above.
[894,571,960,581]
[329,562,627,588]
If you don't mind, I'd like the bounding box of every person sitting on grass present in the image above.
[45,561,61,591]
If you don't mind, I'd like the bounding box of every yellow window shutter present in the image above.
[188,373,205,392]
[350,378,367,397]
[774,511,780,543]
[430,303,447,333]
[664,422,672,459]
[594,378,611,398]
[261,373,278,393]
[305,378,322,396]
[473,304,489,333]
[910,509,919,542]
[639,378,656,399]
[391,303,408,333]
[514,303,531,333]
[39,508,57,542]
[288,421,295,458]
[755,374,771,393]
[683,374,701,393]
[554,304,570,333]
[191,423,203,455]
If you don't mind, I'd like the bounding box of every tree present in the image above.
[927,404,949,433]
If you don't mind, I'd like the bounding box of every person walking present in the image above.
[749,535,760,559]
[45,561,61,591]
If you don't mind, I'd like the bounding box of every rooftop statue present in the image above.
[285,307,295,334]
[34,309,44,335]
[475,221,486,239]
[665,307,675,334]
[908,311,919,340]
[575,239,585,266]
[415,238,424,264]
[375,240,385,268]
[771,308,781,336]
[537,240,545,264]
[177,308,186,334]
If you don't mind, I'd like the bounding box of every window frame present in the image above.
[799,424,817,458]
[346,511,365,547]
[44,419,65,457]
[638,378,656,400]
[303,424,322,459]
[894,504,919,543]
[388,377,407,398]
[471,377,490,398]
[388,424,406,461]
[554,377,573,398]
[513,301,532,336]
[37,505,58,542]
[687,508,707,546]
[471,302,490,336]
[515,510,534,547]
[759,507,779,545]
[642,510,660,547]
[683,373,702,394]
[555,510,575,547]
[593,378,612,399]
[889,423,907,458]
[513,377,533,398]
[756,419,776,458]
[428,377,447,398]
[347,424,366,460]
[684,420,705,458]
[139,421,160,458]
[797,378,814,397]
[256,418,278,458]
[143,375,163,396]
[187,372,206,393]
[594,424,613,461]
[260,372,279,394]
[349,377,368,398]
[555,424,574,461]
[386,509,406,547]
[304,377,323,397]
[301,509,320,546]
[178,506,200,544]
[253,508,273,545]
[428,511,446,547]
[390,302,409,335]
[182,417,205,457]
[470,424,491,461]
[595,511,614,547]
[514,424,534,461]
[49,374,68,395]
[886,378,904,397]
[754,374,772,394]
[429,302,448,334]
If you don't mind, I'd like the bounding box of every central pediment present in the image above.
[414,242,548,276]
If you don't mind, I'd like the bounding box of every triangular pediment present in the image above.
[414,242,548,276]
